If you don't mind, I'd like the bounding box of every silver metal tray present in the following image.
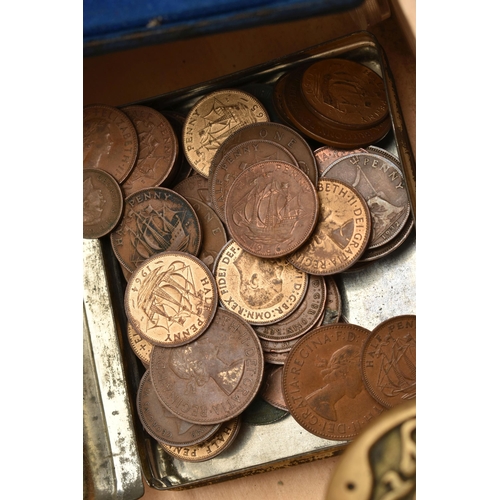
[83,30,415,493]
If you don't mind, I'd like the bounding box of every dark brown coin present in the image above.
[263,350,288,365]
[242,395,289,425]
[320,276,342,326]
[209,139,299,223]
[110,187,201,273]
[254,275,326,342]
[150,308,264,425]
[282,323,385,441]
[125,252,217,347]
[184,197,227,272]
[137,371,221,446]
[225,160,319,259]
[172,173,215,210]
[83,168,123,239]
[209,121,318,187]
[314,146,368,177]
[361,315,416,409]
[287,179,371,275]
[259,365,288,411]
[120,105,178,197]
[159,416,241,462]
[322,152,411,248]
[300,59,388,129]
[273,68,391,149]
[83,104,138,183]
[127,322,153,366]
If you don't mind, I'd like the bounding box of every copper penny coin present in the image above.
[210,121,318,187]
[125,252,218,347]
[183,89,269,178]
[282,323,386,440]
[264,351,288,365]
[287,179,371,275]
[172,173,215,210]
[320,276,342,326]
[322,152,411,248]
[260,337,297,354]
[83,168,123,239]
[127,322,153,366]
[160,416,241,462]
[110,187,201,273]
[210,139,299,224]
[83,104,138,183]
[120,105,178,197]
[137,370,221,446]
[150,307,264,425]
[314,146,368,177]
[259,365,288,411]
[273,68,392,149]
[361,315,416,409]
[225,160,319,259]
[184,197,227,272]
[300,59,388,129]
[254,275,326,342]
[214,240,308,326]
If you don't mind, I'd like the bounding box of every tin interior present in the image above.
[83,30,416,492]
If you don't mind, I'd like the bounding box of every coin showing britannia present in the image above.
[125,252,217,347]
[183,89,269,178]
[282,324,385,441]
[287,179,371,275]
[83,104,138,183]
[150,308,264,425]
[83,168,123,239]
[214,240,308,326]
[121,105,178,197]
[110,187,201,273]
[314,145,367,177]
[137,371,221,446]
[225,160,319,259]
[361,315,416,409]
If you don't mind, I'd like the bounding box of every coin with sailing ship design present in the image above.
[182,89,269,178]
[322,152,410,249]
[83,104,138,183]
[214,240,308,326]
[137,370,221,446]
[120,105,178,198]
[150,308,264,425]
[110,187,201,273]
[125,252,217,347]
[287,179,371,275]
[282,323,386,441]
[127,322,153,366]
[225,160,319,259]
[209,139,299,224]
[361,315,416,409]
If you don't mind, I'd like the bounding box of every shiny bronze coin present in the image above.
[225,160,319,259]
[184,197,227,272]
[273,68,392,149]
[362,315,416,409]
[326,399,415,500]
[210,139,299,223]
[137,371,221,446]
[83,168,123,239]
[259,365,288,411]
[300,59,388,129]
[254,275,326,342]
[214,240,308,326]
[83,104,138,183]
[172,173,214,209]
[125,252,217,347]
[282,323,385,441]
[263,350,288,365]
[110,187,201,273]
[127,322,153,366]
[150,307,264,425]
[120,105,178,197]
[183,89,269,178]
[320,276,342,326]
[314,146,368,177]
[209,121,318,187]
[322,152,411,248]
[287,179,371,275]
[160,416,241,462]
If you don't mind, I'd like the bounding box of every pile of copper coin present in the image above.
[83,57,416,461]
